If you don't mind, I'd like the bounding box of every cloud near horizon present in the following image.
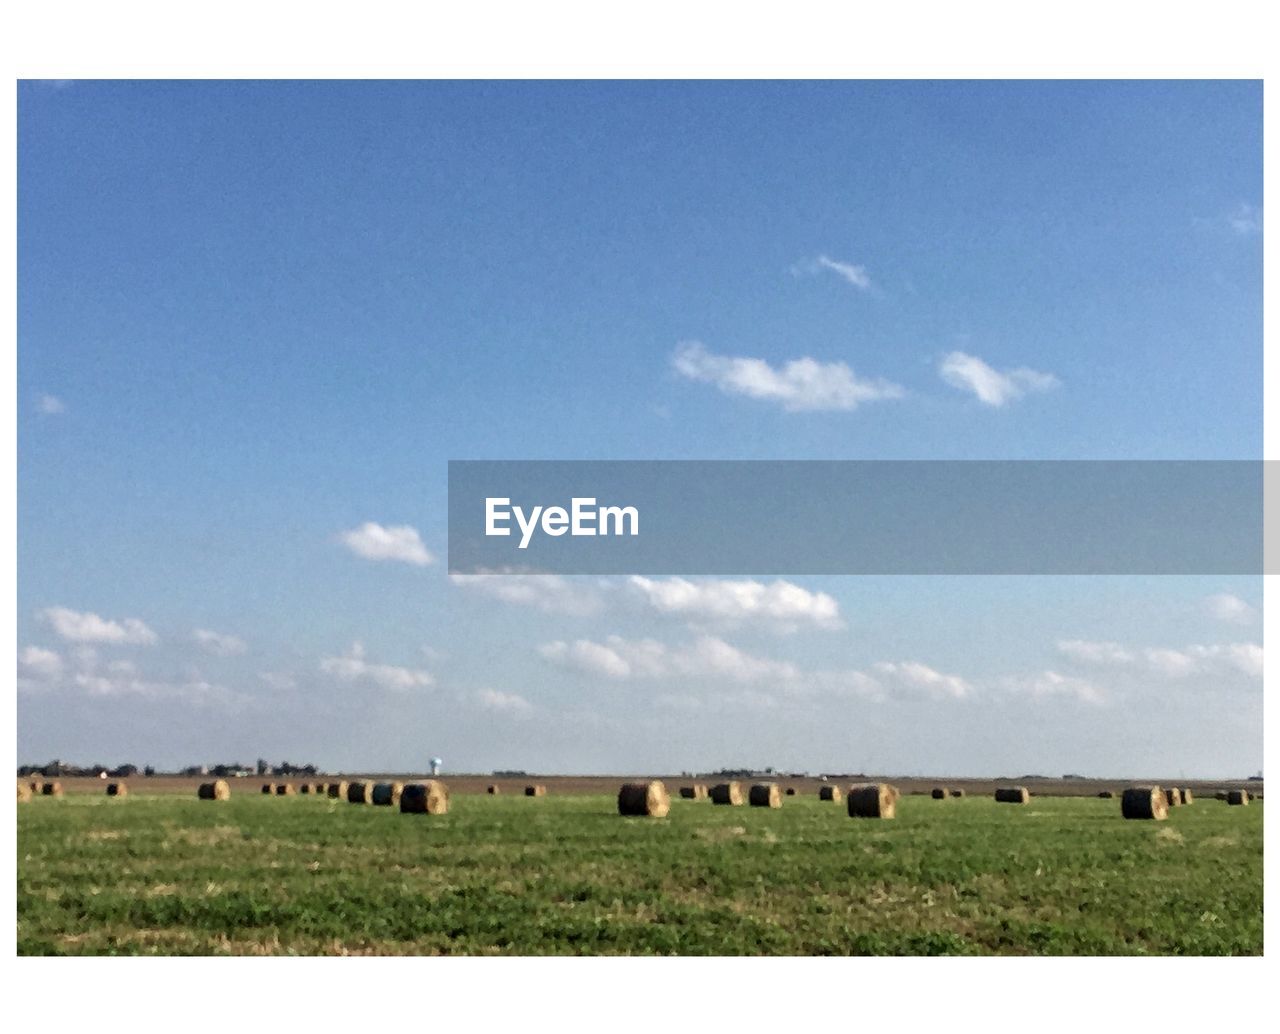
[319,642,434,691]
[673,341,903,412]
[627,576,841,631]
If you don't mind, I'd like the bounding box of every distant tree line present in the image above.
[17,759,320,778]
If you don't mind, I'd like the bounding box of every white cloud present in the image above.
[193,628,247,656]
[673,341,903,412]
[37,393,65,414]
[1204,592,1256,624]
[449,573,603,616]
[18,645,63,680]
[339,522,434,566]
[474,688,533,714]
[1056,639,1134,665]
[793,254,873,291]
[628,576,841,631]
[938,351,1059,406]
[1057,637,1262,680]
[1008,669,1106,705]
[319,642,434,691]
[872,660,972,699]
[40,606,158,645]
[538,634,800,684]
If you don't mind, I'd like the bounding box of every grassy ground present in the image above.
[17,792,1262,955]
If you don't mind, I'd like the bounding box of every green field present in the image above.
[17,793,1263,955]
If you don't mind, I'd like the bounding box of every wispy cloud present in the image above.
[18,645,63,680]
[1003,669,1106,705]
[193,628,247,656]
[449,573,604,616]
[339,522,434,566]
[938,351,1060,407]
[1204,592,1256,625]
[872,660,972,700]
[1057,638,1262,680]
[40,606,158,645]
[628,576,841,631]
[319,642,434,691]
[1227,203,1262,236]
[673,341,903,412]
[538,634,801,684]
[473,688,533,714]
[37,393,65,414]
[793,254,873,291]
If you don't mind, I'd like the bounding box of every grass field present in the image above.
[17,791,1263,955]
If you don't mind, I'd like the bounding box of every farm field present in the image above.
[17,789,1262,955]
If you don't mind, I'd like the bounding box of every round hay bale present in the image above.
[618,780,671,817]
[994,787,1030,804]
[327,781,348,799]
[709,782,744,806]
[1215,790,1228,800]
[18,783,32,803]
[949,788,965,798]
[748,783,781,808]
[524,784,547,797]
[314,783,326,794]
[41,781,63,798]
[1181,788,1194,805]
[371,781,404,807]
[486,784,500,795]
[931,787,946,800]
[1121,786,1169,820]
[847,783,895,819]
[29,780,40,793]
[1227,789,1250,806]
[346,781,373,804]
[1097,790,1115,798]
[261,783,274,795]
[106,782,127,797]
[818,785,842,803]
[1165,787,1182,807]
[401,780,449,815]
[299,784,311,795]
[198,780,231,800]
[784,787,796,796]
[276,783,295,796]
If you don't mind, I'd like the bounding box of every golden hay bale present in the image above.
[315,783,326,794]
[299,784,311,794]
[1121,786,1169,820]
[748,783,782,808]
[372,781,404,807]
[847,783,896,819]
[41,781,64,798]
[327,781,348,799]
[29,780,40,793]
[1181,788,1194,805]
[1164,787,1182,807]
[261,783,274,795]
[618,780,671,817]
[818,785,843,803]
[1227,789,1250,806]
[524,785,547,797]
[487,784,500,795]
[949,788,965,798]
[994,787,1030,804]
[347,781,373,804]
[106,782,127,797]
[931,787,947,800]
[401,780,449,815]
[198,780,231,800]
[276,783,295,796]
[679,784,708,800]
[18,783,32,803]
[709,782,744,806]
[785,787,797,796]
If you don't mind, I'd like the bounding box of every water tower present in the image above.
[429,757,443,776]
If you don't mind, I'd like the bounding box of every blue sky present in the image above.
[17,81,1262,776]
